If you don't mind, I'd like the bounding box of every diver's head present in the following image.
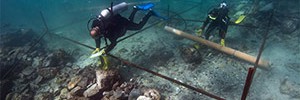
[219,1,227,8]
[90,26,101,39]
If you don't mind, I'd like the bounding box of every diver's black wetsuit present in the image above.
[202,7,230,40]
[92,9,152,53]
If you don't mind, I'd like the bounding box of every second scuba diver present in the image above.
[197,1,230,46]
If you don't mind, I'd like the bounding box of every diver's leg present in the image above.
[219,29,226,39]
[105,38,117,53]
[219,25,228,39]
[127,11,152,30]
[219,25,228,46]
[205,24,216,40]
[129,8,139,22]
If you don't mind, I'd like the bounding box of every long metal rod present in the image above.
[241,10,274,100]
[40,11,49,30]
[241,67,256,100]
[253,12,273,69]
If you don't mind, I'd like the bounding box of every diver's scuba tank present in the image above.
[98,2,129,19]
[87,2,129,32]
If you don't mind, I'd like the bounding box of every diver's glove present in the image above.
[90,49,106,58]
[220,39,225,46]
[196,28,203,37]
[92,48,100,54]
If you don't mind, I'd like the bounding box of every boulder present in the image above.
[96,69,120,90]
[83,69,120,98]
[180,46,202,64]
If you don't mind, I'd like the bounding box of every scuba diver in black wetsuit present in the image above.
[196,1,230,46]
[89,2,163,70]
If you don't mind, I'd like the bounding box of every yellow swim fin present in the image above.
[235,15,246,24]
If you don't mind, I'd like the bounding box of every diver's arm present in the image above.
[201,9,216,29]
[95,38,101,48]
[91,38,101,54]
[201,16,210,29]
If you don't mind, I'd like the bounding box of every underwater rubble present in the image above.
[0,28,161,100]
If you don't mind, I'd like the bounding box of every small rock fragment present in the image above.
[143,89,161,100]
[137,95,152,100]
[22,67,35,76]
[59,88,69,99]
[83,83,99,97]
[68,76,82,90]
[69,86,82,96]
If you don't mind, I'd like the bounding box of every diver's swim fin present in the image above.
[235,15,246,24]
[136,3,154,11]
